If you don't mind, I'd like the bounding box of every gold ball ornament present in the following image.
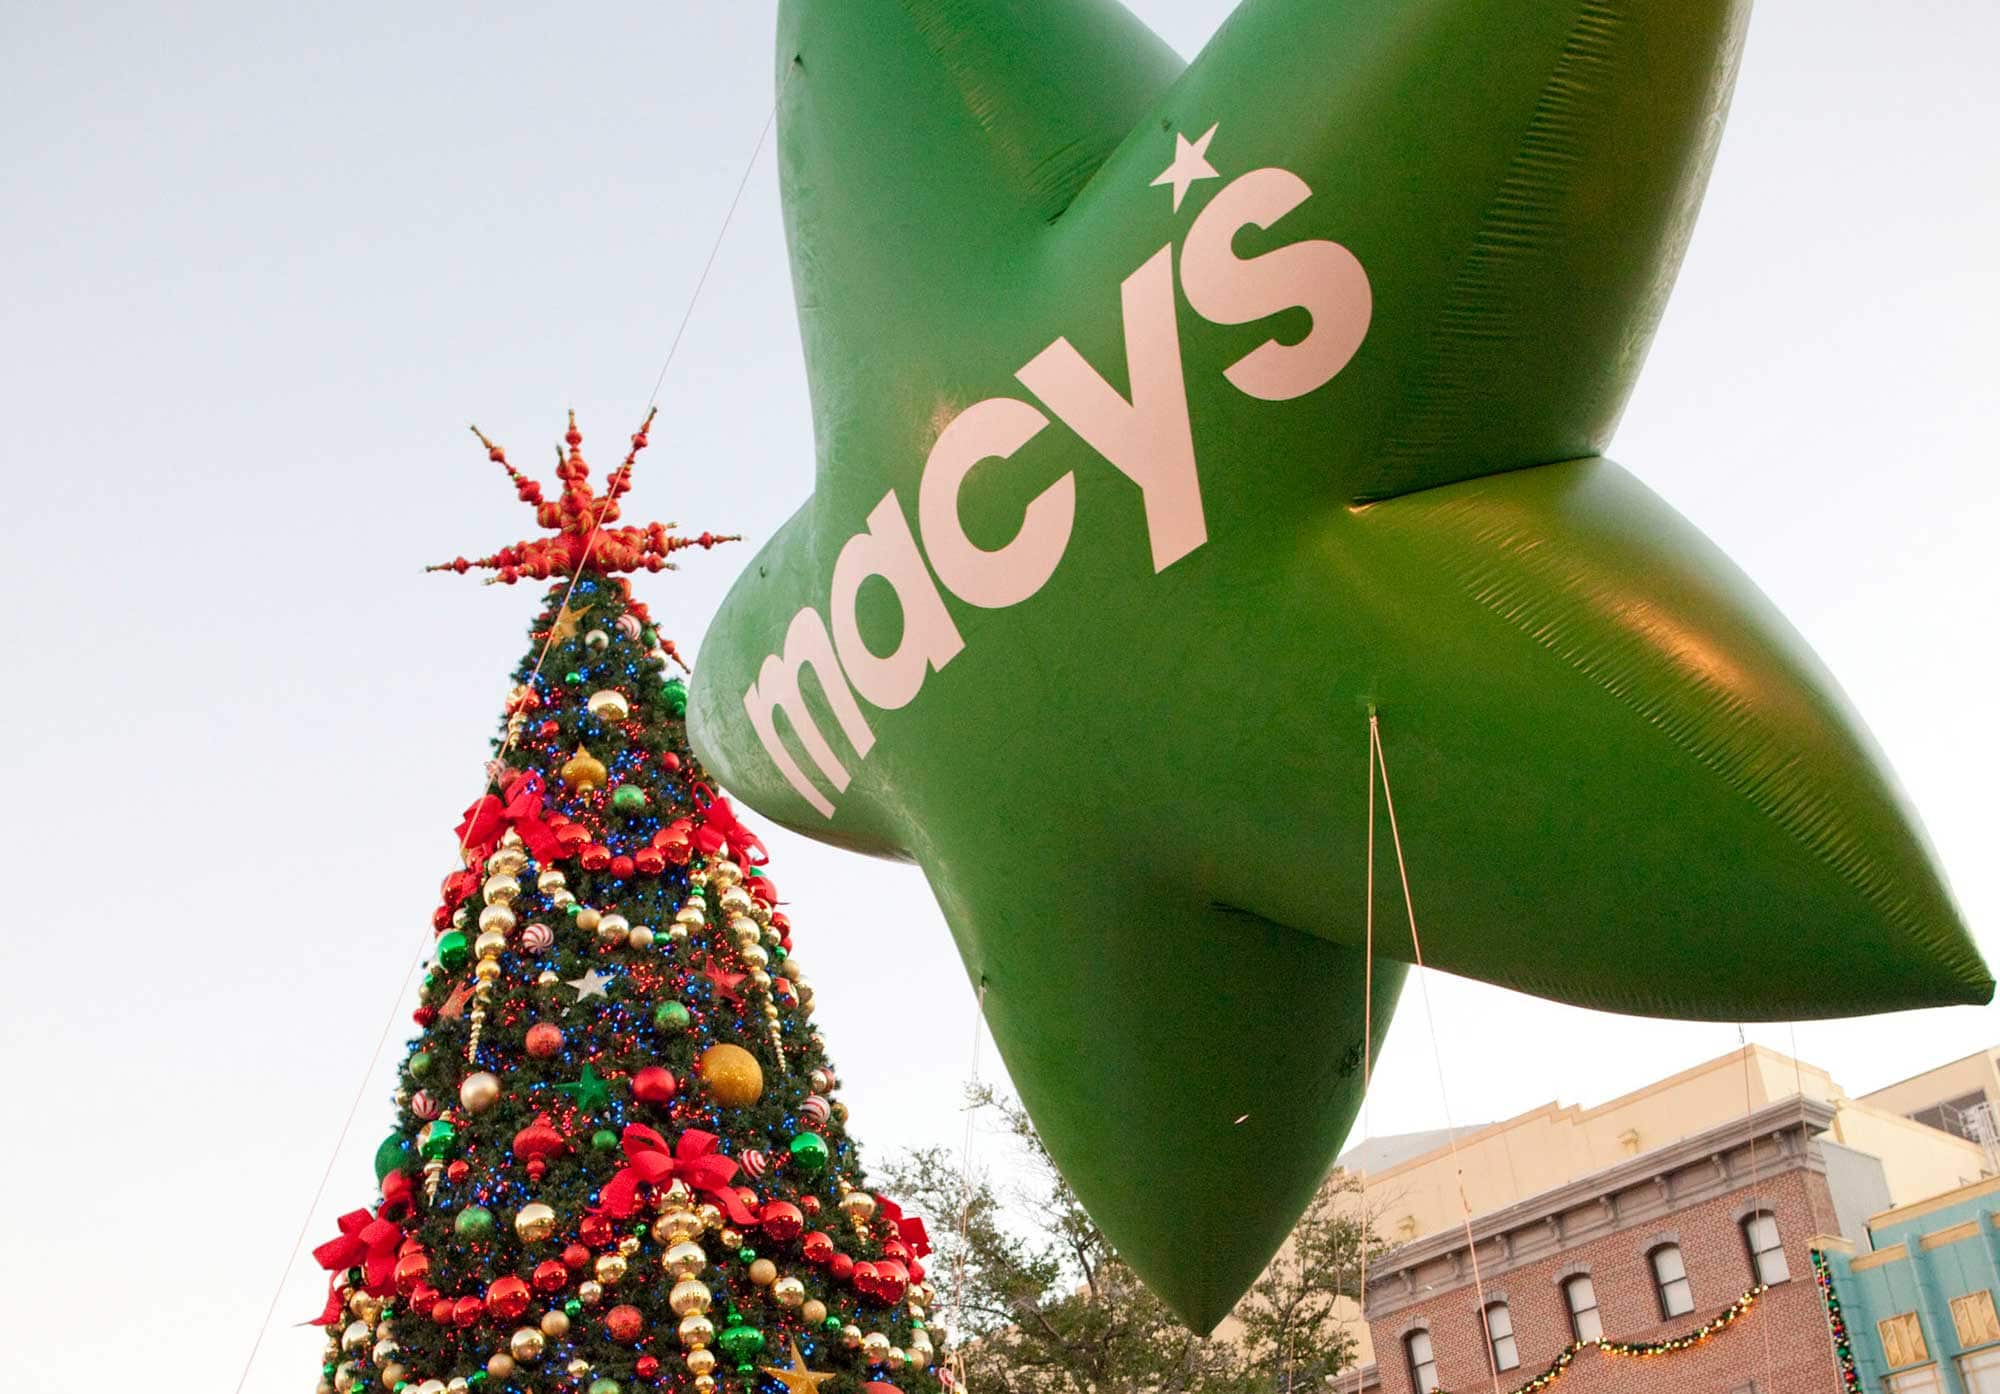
[596,913,629,948]
[839,1190,878,1222]
[748,1258,777,1286]
[514,1202,557,1243]
[802,1300,828,1326]
[696,1202,723,1230]
[697,1043,764,1107]
[664,1241,708,1279]
[537,869,568,893]
[594,1252,628,1285]
[486,1354,515,1380]
[773,1276,805,1308]
[862,1333,893,1363]
[540,1310,570,1337]
[560,746,608,792]
[477,904,516,935]
[341,1320,372,1352]
[459,1071,501,1113]
[509,1328,546,1362]
[576,907,602,932]
[566,1358,591,1379]
[707,859,742,889]
[694,1377,717,1394]
[669,1279,713,1316]
[887,1347,909,1373]
[474,958,503,983]
[628,925,654,949]
[482,874,521,906]
[678,1314,716,1349]
[740,943,769,970]
[586,689,632,722]
[474,928,508,959]
[618,1234,641,1256]
[719,886,753,916]
[675,902,706,927]
[378,1363,406,1389]
[487,846,528,876]
[686,1348,717,1377]
[842,1324,864,1349]
[653,1210,702,1245]
[537,969,560,986]
[577,1279,604,1306]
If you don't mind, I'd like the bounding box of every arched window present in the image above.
[1562,1274,1603,1343]
[1650,1243,1694,1317]
[1405,1329,1439,1393]
[1742,1210,1790,1285]
[1484,1301,1520,1371]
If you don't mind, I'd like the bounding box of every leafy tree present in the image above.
[886,1088,1381,1394]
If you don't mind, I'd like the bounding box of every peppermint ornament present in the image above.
[800,1095,832,1127]
[521,922,555,953]
[410,1090,438,1120]
[739,1149,769,1180]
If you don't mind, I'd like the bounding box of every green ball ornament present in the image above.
[591,1128,620,1152]
[641,628,657,648]
[564,670,583,686]
[788,1131,830,1173]
[373,1133,410,1182]
[454,1206,494,1240]
[661,677,688,716]
[434,930,470,973]
[825,1316,844,1332]
[418,1120,456,1160]
[737,1247,756,1264]
[653,1001,692,1032]
[717,1321,765,1363]
[588,1381,620,1394]
[611,784,647,813]
[410,1051,432,1077]
[565,1298,583,1318]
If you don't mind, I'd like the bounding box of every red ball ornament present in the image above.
[562,1242,591,1270]
[829,1252,855,1282]
[527,1158,548,1182]
[413,1007,437,1027]
[579,1214,616,1249]
[392,1250,431,1296]
[446,1160,470,1184]
[409,1282,439,1311]
[800,1194,822,1215]
[661,752,682,772]
[453,1295,484,1328]
[604,1303,645,1342]
[761,1201,804,1243]
[636,1355,661,1379]
[431,905,452,931]
[802,1231,834,1265]
[579,843,611,871]
[883,1240,910,1264]
[633,846,666,876]
[852,1260,879,1296]
[430,1298,456,1325]
[909,1257,926,1283]
[486,1276,532,1319]
[555,822,590,850]
[525,1022,565,1058]
[536,718,560,740]
[533,1259,569,1293]
[631,1066,677,1104]
[874,1260,910,1303]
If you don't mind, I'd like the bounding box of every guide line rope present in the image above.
[1372,714,1504,1394]
[1351,710,1379,1394]
[1738,1027,1778,1394]
[945,979,990,1391]
[231,75,788,1394]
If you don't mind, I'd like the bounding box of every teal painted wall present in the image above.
[1822,1187,2000,1394]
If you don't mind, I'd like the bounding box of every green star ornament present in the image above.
[558,1063,612,1113]
[688,0,1990,1330]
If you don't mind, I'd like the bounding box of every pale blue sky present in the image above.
[1,4,1994,1390]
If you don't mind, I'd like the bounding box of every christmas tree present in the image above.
[312,413,943,1394]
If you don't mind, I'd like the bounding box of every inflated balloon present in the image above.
[689,0,1990,1330]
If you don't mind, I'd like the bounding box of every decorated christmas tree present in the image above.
[311,413,943,1394]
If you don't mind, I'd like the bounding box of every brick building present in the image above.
[1365,1096,1862,1394]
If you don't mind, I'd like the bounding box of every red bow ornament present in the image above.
[310,1201,406,1324]
[876,1196,932,1258]
[593,1126,757,1225]
[456,770,561,865]
[690,787,768,867]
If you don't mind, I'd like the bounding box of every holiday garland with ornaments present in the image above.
[1436,1285,1767,1394]
[312,414,942,1394]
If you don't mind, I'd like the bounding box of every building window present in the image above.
[1483,1302,1519,1372]
[1563,1274,1603,1343]
[1952,1291,2000,1348]
[1649,1243,1694,1318]
[1741,1211,1790,1285]
[1887,1366,1944,1394]
[1880,1312,1930,1369]
[1405,1329,1438,1394]
[1960,1348,2000,1394]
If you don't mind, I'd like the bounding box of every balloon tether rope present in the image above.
[945,978,989,1392]
[1738,1027,1778,1394]
[1372,713,1502,1394]
[230,75,788,1394]
[1349,709,1379,1394]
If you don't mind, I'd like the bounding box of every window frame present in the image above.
[1886,1364,1945,1394]
[1649,1242,1695,1319]
[1562,1273,1603,1344]
[1483,1300,1520,1372]
[1958,1346,2000,1394]
[1405,1327,1439,1394]
[1740,1210,1790,1286]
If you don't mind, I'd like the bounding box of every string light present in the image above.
[1436,1285,1768,1394]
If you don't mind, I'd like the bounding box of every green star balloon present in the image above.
[688,0,1990,1329]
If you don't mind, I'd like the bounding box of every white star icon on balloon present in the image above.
[1151,122,1219,210]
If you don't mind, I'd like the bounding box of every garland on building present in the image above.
[1812,1249,1865,1394]
[1439,1285,1767,1394]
